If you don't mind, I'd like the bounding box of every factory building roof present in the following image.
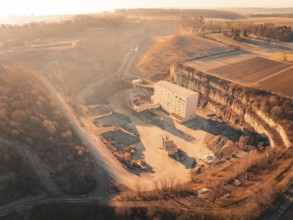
[155,81,197,98]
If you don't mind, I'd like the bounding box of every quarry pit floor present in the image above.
[85,88,216,188]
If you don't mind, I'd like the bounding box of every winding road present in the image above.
[39,44,154,189]
[0,37,148,219]
[0,27,161,218]
[1,28,292,219]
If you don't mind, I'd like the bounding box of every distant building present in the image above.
[152,81,198,122]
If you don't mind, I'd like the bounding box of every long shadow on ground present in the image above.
[184,115,242,142]
[170,151,197,169]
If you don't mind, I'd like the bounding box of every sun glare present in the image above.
[0,0,112,16]
[1,0,293,16]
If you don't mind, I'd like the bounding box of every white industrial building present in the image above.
[151,81,198,122]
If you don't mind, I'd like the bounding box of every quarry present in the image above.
[0,10,292,220]
[86,84,214,186]
[171,53,292,149]
[79,47,292,191]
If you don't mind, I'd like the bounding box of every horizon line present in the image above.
[1,6,293,18]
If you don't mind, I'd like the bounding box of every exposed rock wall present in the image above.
[172,63,292,148]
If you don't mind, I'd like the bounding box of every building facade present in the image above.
[152,81,198,122]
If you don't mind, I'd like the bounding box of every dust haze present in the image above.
[0,7,292,220]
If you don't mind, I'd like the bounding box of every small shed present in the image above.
[163,137,178,156]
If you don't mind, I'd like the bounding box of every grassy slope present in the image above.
[136,34,232,80]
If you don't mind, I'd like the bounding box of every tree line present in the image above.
[0,65,97,195]
[0,14,126,42]
[179,16,293,42]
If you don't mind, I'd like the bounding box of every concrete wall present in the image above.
[185,93,199,120]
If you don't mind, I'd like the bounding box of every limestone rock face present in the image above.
[173,64,292,148]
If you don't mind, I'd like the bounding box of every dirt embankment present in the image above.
[136,34,232,80]
[173,63,292,148]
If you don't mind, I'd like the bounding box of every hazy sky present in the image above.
[1,0,293,16]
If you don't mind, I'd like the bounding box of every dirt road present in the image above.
[29,39,158,193]
[75,39,158,191]
[74,30,215,191]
